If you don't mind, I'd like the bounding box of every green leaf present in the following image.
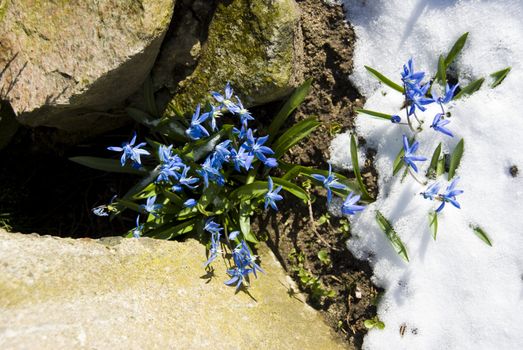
[375,211,409,262]
[123,168,161,200]
[272,117,320,158]
[239,202,258,243]
[69,157,145,175]
[445,32,468,67]
[375,321,385,330]
[153,118,189,142]
[143,76,159,117]
[436,55,447,85]
[364,320,376,329]
[356,109,393,121]
[393,146,406,176]
[146,219,196,240]
[268,79,312,141]
[351,134,372,200]
[279,163,360,194]
[116,199,142,213]
[272,177,309,202]
[427,143,442,178]
[470,225,493,246]
[230,181,268,201]
[184,125,232,161]
[436,156,445,177]
[490,67,511,88]
[162,190,184,206]
[364,66,404,93]
[454,78,484,100]
[126,107,159,128]
[448,138,464,180]
[429,211,438,240]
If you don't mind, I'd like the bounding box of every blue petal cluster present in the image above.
[312,164,347,204]
[402,135,427,173]
[421,178,464,212]
[107,132,150,168]
[225,240,265,291]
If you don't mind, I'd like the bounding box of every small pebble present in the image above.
[509,165,518,177]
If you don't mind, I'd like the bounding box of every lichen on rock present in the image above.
[163,0,303,118]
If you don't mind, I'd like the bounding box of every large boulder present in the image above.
[0,230,346,349]
[0,0,174,134]
[163,0,303,117]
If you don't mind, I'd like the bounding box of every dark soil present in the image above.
[257,1,380,348]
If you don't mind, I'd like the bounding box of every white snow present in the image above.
[333,0,523,349]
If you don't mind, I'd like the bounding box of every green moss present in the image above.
[0,0,8,22]
[164,0,300,117]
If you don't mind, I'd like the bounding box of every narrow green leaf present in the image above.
[445,32,468,67]
[272,117,320,158]
[428,212,438,240]
[436,55,447,84]
[470,225,493,246]
[153,118,189,142]
[126,107,159,128]
[454,78,484,100]
[272,177,309,202]
[427,143,442,178]
[393,146,406,176]
[375,211,409,262]
[162,190,184,206]
[116,199,142,213]
[143,76,159,117]
[268,79,312,141]
[184,125,232,161]
[69,157,145,175]
[356,109,393,121]
[279,163,360,194]
[490,67,511,88]
[240,203,258,243]
[436,157,445,176]
[146,219,196,240]
[123,168,161,200]
[448,138,464,180]
[364,66,404,93]
[350,134,372,200]
[230,181,268,201]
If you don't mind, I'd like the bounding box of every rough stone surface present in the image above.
[0,230,347,349]
[163,0,303,117]
[0,0,174,133]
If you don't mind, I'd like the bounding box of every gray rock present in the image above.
[163,0,304,117]
[0,1,174,134]
[0,230,347,349]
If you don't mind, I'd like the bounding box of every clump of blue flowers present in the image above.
[76,80,369,291]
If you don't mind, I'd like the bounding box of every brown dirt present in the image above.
[257,1,381,349]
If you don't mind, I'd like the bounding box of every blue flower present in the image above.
[228,230,240,240]
[211,82,240,113]
[213,140,232,166]
[241,129,275,162]
[406,83,433,115]
[265,177,283,211]
[436,177,463,212]
[401,58,425,89]
[391,115,401,123]
[311,164,346,204]
[341,192,365,215]
[430,113,453,137]
[197,155,225,188]
[140,196,162,217]
[92,206,109,217]
[204,228,221,267]
[402,135,427,173]
[229,147,254,172]
[421,182,442,200]
[107,132,150,167]
[235,97,254,125]
[204,218,223,235]
[225,240,265,290]
[433,83,459,105]
[178,166,199,189]
[186,104,210,140]
[207,105,223,131]
[263,157,278,168]
[183,198,197,208]
[132,215,143,239]
[232,123,250,140]
[156,145,185,183]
